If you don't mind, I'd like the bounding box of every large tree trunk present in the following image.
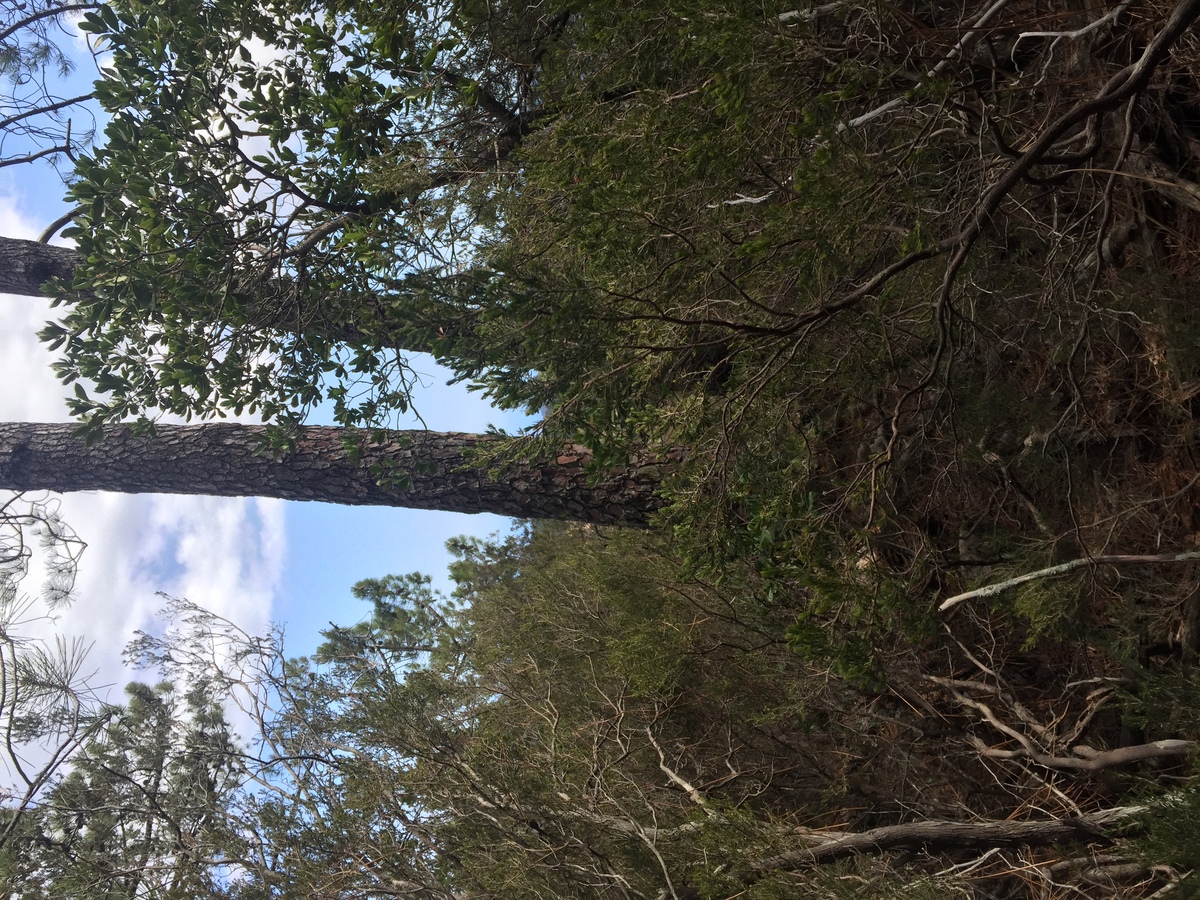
[0,423,668,524]
[0,237,80,296]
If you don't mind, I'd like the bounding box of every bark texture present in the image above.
[0,237,81,296]
[755,806,1143,871]
[0,423,670,524]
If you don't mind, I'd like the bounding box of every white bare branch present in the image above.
[939,551,1200,612]
[1015,0,1135,47]
[841,0,1016,131]
[777,1,848,24]
[973,737,1195,772]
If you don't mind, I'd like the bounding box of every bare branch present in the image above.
[645,728,711,812]
[755,805,1148,871]
[939,551,1200,612]
[0,92,92,132]
[37,206,81,243]
[1014,0,1135,47]
[841,0,1016,131]
[973,737,1195,772]
[0,3,98,47]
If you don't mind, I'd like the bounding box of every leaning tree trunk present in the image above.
[0,237,81,296]
[0,423,669,524]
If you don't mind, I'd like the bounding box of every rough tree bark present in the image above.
[0,236,80,296]
[0,238,665,524]
[0,423,670,524]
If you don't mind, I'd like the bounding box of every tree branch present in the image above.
[755,806,1146,871]
[37,206,81,243]
[0,2,98,46]
[0,93,93,132]
[973,737,1195,772]
[939,551,1200,612]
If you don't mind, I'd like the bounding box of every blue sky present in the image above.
[0,11,530,698]
[277,368,530,659]
[1,176,526,691]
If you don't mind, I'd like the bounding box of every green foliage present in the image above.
[1123,662,1200,740]
[316,572,448,678]
[19,517,1200,898]
[419,526,800,895]
[43,0,931,460]
[0,496,111,893]
[48,0,537,432]
[1137,789,1200,871]
[108,524,856,899]
[19,0,1200,893]
[2,680,243,900]
[469,0,892,429]
[1010,573,1088,646]
[0,1,77,84]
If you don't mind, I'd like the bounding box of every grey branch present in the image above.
[974,737,1196,772]
[939,551,1200,612]
[755,805,1146,871]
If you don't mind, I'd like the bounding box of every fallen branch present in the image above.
[755,806,1146,871]
[777,1,847,23]
[1014,0,1134,46]
[1046,853,1133,877]
[927,676,1042,754]
[924,674,1050,741]
[974,738,1195,772]
[841,0,1015,130]
[939,551,1200,612]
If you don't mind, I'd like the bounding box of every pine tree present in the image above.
[0,422,666,524]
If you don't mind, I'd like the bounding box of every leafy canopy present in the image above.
[47,0,542,435]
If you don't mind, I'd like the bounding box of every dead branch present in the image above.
[924,674,1051,741]
[645,727,713,814]
[755,805,1146,871]
[939,551,1200,612]
[972,737,1195,771]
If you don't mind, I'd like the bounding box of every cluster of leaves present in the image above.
[46,0,539,434]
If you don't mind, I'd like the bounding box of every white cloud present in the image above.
[0,190,286,703]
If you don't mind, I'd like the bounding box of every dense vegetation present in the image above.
[6,522,1200,898]
[6,0,1200,895]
